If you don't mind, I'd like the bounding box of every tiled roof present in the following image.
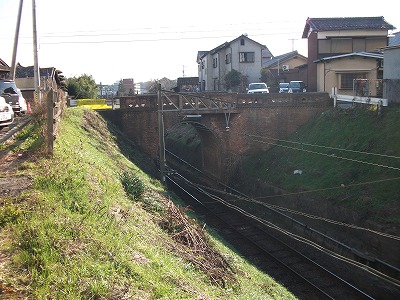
[197,51,208,61]
[208,34,269,55]
[263,50,306,68]
[0,58,10,71]
[15,64,56,79]
[314,52,383,63]
[302,17,396,38]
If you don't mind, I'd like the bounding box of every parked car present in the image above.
[0,80,28,115]
[0,96,15,126]
[247,83,269,94]
[279,82,289,93]
[288,81,306,93]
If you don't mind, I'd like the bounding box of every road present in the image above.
[0,114,32,144]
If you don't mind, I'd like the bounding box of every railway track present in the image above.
[164,159,400,299]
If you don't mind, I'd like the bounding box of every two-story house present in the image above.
[15,63,65,101]
[302,17,395,94]
[197,34,272,92]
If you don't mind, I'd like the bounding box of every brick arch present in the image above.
[164,120,224,181]
[182,120,223,180]
[100,92,331,183]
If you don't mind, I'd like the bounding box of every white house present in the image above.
[197,35,272,92]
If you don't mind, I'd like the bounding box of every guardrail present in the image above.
[332,87,388,111]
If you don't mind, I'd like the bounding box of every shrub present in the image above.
[119,171,145,201]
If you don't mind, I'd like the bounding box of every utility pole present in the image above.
[32,0,41,104]
[288,38,299,51]
[277,58,280,77]
[182,65,186,77]
[157,83,166,184]
[10,0,24,81]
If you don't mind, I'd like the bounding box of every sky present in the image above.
[0,0,398,85]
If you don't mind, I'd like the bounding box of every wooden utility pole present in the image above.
[157,83,166,184]
[10,0,24,81]
[46,90,54,155]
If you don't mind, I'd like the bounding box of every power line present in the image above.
[248,137,400,171]
[176,175,400,284]
[247,134,400,160]
[39,19,304,36]
[190,180,400,241]
[166,149,400,241]
[36,31,302,45]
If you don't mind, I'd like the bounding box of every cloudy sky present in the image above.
[0,0,398,85]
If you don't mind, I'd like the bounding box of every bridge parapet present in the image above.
[118,91,237,112]
[117,92,330,111]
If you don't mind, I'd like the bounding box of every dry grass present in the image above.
[159,200,237,288]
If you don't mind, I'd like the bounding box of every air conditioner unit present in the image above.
[282,65,290,71]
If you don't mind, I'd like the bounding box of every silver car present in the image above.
[0,80,28,115]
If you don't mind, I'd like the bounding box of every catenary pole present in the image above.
[157,83,166,184]
[10,0,24,81]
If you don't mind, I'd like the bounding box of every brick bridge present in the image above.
[100,91,331,183]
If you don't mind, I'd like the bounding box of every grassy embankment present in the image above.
[239,106,400,225]
[0,107,296,299]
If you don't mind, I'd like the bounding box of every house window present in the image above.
[225,53,231,64]
[331,38,352,53]
[213,57,218,68]
[353,39,366,52]
[240,38,245,46]
[318,39,331,54]
[340,73,366,89]
[239,52,255,63]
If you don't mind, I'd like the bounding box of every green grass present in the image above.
[240,106,400,224]
[0,107,296,299]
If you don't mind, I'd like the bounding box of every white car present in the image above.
[247,83,269,94]
[0,96,15,126]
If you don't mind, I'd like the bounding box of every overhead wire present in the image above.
[170,172,400,286]
[247,137,400,171]
[247,134,400,160]
[165,148,400,242]
[190,180,400,241]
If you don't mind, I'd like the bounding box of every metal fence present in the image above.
[353,79,383,98]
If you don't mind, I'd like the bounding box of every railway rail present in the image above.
[164,151,400,299]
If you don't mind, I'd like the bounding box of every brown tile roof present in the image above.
[302,16,396,38]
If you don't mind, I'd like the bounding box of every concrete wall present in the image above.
[383,47,400,103]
